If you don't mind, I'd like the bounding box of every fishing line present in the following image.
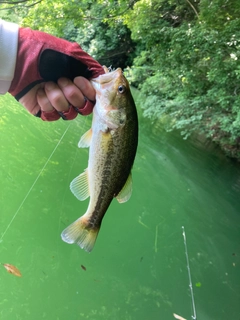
[0,124,71,243]
[56,116,88,260]
[182,226,197,320]
[58,115,89,220]
[58,137,79,228]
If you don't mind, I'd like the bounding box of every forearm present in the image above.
[0,19,19,94]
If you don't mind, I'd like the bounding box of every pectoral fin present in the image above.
[78,129,92,148]
[70,169,90,201]
[116,173,133,203]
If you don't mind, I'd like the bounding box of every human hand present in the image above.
[20,76,96,121]
[8,26,104,120]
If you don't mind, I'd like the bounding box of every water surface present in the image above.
[0,93,239,320]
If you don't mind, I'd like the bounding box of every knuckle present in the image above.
[48,91,64,106]
[65,87,77,100]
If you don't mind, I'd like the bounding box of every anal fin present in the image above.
[70,169,90,201]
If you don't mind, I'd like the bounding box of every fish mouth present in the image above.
[91,67,128,100]
[91,67,128,129]
[91,68,123,86]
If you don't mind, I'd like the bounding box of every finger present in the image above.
[37,87,66,121]
[19,83,44,115]
[36,89,60,121]
[58,77,95,116]
[45,81,69,112]
[37,88,54,112]
[73,77,96,102]
[57,78,86,108]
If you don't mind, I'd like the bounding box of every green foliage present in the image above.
[124,0,240,159]
[62,20,136,68]
[19,0,136,68]
[0,0,30,23]
[2,0,240,159]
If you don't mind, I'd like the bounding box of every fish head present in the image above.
[91,68,131,130]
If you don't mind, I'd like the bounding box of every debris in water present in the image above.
[138,216,150,229]
[2,263,22,277]
[81,264,86,271]
[173,313,186,320]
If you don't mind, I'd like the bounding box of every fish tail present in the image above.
[61,216,99,253]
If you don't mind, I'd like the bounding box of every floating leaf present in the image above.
[81,264,86,271]
[2,263,22,277]
[173,313,186,320]
[195,282,202,287]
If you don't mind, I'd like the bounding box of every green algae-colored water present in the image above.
[0,93,240,320]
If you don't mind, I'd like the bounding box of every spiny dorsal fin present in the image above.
[116,173,132,203]
[78,129,92,148]
[70,169,90,201]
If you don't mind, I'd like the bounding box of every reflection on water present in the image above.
[0,93,240,320]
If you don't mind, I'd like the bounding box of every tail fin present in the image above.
[61,217,99,253]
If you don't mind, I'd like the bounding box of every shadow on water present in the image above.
[0,93,240,320]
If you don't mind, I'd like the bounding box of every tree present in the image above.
[124,0,240,159]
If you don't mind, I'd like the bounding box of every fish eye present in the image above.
[118,85,126,94]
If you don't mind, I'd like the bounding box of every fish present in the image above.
[61,67,138,252]
[2,263,22,277]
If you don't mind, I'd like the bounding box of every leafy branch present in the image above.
[0,0,42,10]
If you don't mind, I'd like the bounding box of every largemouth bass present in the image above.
[61,67,138,252]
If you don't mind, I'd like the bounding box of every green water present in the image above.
[0,93,239,320]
